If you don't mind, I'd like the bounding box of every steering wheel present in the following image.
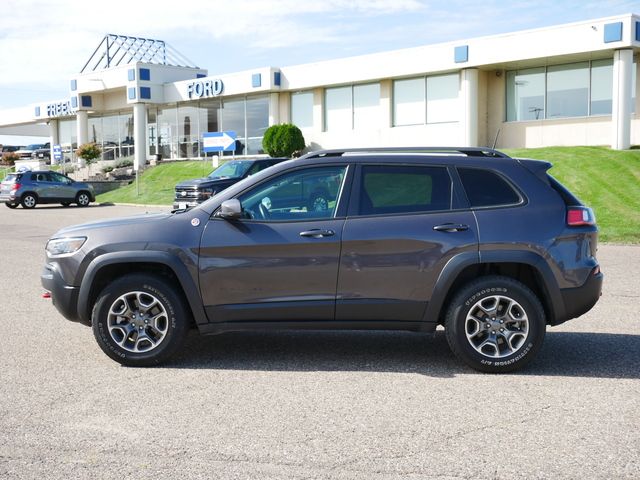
[258,202,271,219]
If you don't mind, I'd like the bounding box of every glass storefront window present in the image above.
[426,74,459,123]
[178,105,200,158]
[291,91,314,129]
[221,99,246,155]
[393,77,425,126]
[547,62,589,118]
[58,119,77,154]
[353,83,380,130]
[325,86,352,131]
[506,67,546,121]
[246,96,269,155]
[157,106,178,160]
[590,59,613,115]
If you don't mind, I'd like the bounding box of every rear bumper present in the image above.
[41,264,86,325]
[552,269,603,326]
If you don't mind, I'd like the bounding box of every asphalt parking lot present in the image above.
[0,204,638,479]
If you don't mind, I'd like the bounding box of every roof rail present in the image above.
[300,147,510,159]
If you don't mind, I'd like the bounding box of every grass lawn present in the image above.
[504,147,640,243]
[97,147,640,243]
[97,160,215,205]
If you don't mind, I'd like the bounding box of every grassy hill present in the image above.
[97,147,640,243]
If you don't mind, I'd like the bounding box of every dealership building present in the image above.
[0,13,639,169]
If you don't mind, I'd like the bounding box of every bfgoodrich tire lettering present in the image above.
[91,274,189,366]
[445,275,546,373]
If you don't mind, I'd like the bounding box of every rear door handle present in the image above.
[300,229,335,238]
[433,223,469,232]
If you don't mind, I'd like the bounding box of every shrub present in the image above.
[262,123,305,158]
[1,151,19,166]
[116,159,134,168]
[102,165,114,174]
[75,142,102,163]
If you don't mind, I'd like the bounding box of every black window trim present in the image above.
[454,166,528,210]
[347,162,458,218]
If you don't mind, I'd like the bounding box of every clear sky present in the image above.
[0,0,638,111]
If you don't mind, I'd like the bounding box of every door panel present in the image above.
[199,218,344,322]
[336,212,478,321]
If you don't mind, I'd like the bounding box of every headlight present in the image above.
[45,237,87,256]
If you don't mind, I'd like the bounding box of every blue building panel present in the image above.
[71,97,78,108]
[35,106,41,117]
[128,87,136,100]
[70,79,77,91]
[454,45,469,63]
[139,68,151,81]
[128,69,136,81]
[140,87,151,99]
[252,73,262,88]
[81,95,92,108]
[604,22,623,43]
[274,71,281,86]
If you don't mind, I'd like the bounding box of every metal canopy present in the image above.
[80,34,199,73]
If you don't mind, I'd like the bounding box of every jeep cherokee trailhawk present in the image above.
[41,147,602,372]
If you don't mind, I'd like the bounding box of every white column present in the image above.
[133,103,147,170]
[269,92,280,125]
[76,110,88,166]
[379,79,392,129]
[612,49,633,150]
[461,68,479,147]
[49,119,59,164]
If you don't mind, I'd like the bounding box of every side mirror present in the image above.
[217,199,243,219]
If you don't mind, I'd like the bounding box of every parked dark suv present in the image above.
[41,147,602,372]
[173,158,287,210]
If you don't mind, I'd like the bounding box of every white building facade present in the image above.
[1,14,639,169]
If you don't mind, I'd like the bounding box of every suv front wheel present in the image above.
[445,276,546,373]
[92,274,190,367]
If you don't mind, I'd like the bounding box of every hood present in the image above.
[53,212,172,237]
[175,177,236,188]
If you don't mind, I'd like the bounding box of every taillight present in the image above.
[567,207,595,226]
[10,183,21,192]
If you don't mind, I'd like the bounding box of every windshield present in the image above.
[207,160,253,180]
[26,144,44,150]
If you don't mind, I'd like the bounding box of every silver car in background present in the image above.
[1,170,95,209]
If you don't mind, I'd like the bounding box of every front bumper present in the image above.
[553,268,603,326]
[41,263,85,325]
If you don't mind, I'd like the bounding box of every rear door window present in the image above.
[357,165,452,215]
[458,168,521,207]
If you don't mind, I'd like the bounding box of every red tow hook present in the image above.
[42,291,51,299]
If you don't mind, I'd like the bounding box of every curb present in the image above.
[98,202,172,208]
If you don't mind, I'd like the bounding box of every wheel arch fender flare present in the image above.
[77,251,208,326]
[422,250,564,326]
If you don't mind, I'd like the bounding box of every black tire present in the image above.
[20,193,37,209]
[61,201,71,207]
[5,202,18,209]
[308,189,330,212]
[91,274,190,367]
[444,276,546,373]
[76,191,91,207]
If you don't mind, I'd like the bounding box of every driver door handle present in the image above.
[299,229,335,238]
[433,223,469,232]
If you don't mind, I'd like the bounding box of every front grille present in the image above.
[174,187,201,201]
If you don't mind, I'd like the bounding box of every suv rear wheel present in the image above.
[21,193,37,209]
[5,202,18,209]
[445,276,546,373]
[92,274,190,367]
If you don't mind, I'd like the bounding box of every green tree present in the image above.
[75,142,102,176]
[262,124,305,158]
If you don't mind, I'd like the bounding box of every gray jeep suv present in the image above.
[1,170,95,209]
[41,147,602,372]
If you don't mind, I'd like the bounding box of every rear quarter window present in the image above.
[359,165,452,215]
[458,168,521,208]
